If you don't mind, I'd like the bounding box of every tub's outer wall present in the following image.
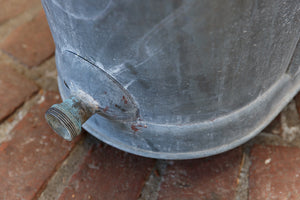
[42,0,300,159]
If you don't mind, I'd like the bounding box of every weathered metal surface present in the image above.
[42,0,300,159]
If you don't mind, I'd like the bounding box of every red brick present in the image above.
[158,148,242,200]
[0,0,40,24]
[1,10,55,67]
[249,145,300,200]
[0,92,80,199]
[0,64,38,122]
[58,144,155,200]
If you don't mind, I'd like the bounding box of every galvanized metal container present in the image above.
[42,0,300,159]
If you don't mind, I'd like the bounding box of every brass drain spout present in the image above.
[45,97,93,141]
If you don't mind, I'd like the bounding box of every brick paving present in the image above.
[58,144,155,200]
[0,64,38,122]
[0,0,40,24]
[249,145,300,200]
[158,148,242,200]
[1,10,54,67]
[0,1,300,200]
[0,92,80,199]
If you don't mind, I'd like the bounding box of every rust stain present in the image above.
[131,123,147,133]
[103,106,109,113]
[131,124,139,132]
[114,104,126,112]
[122,96,128,104]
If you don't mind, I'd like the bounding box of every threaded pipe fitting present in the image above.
[45,97,91,141]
